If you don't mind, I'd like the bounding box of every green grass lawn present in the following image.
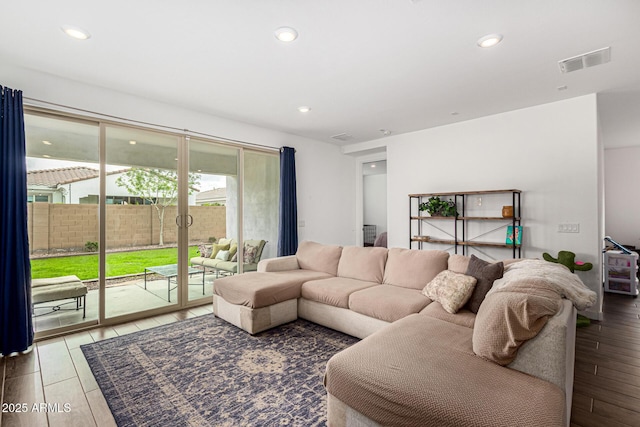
[30,246,199,280]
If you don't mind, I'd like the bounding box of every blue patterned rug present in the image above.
[81,316,358,426]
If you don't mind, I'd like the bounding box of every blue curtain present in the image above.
[0,85,33,355]
[277,147,298,256]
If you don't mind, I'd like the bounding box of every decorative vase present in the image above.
[502,206,514,218]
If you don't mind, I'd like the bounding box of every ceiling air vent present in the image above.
[558,47,611,73]
[331,133,354,142]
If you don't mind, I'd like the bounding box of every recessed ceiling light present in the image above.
[129,140,137,145]
[42,140,52,145]
[275,27,298,42]
[298,106,311,113]
[477,34,503,48]
[371,164,377,168]
[557,85,568,91]
[42,154,51,158]
[450,112,459,116]
[379,129,392,136]
[61,25,91,40]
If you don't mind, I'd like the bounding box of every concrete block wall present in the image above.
[28,203,226,254]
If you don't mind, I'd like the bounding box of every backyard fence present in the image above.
[27,203,226,254]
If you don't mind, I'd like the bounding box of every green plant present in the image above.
[419,196,458,217]
[85,241,99,252]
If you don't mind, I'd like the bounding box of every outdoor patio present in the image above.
[32,270,219,332]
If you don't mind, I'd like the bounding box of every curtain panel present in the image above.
[277,147,298,257]
[0,85,33,355]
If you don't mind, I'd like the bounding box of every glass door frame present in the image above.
[26,106,278,338]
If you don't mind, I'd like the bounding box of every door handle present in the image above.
[186,215,193,227]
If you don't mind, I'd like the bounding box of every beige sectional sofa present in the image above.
[212,240,595,426]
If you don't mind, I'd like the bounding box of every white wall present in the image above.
[1,64,356,246]
[604,146,640,247]
[363,174,387,239]
[384,95,603,318]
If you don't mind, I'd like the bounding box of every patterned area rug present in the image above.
[81,316,358,427]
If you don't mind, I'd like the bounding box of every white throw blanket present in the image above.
[489,259,597,311]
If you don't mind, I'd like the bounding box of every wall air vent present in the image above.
[558,47,611,73]
[331,133,354,141]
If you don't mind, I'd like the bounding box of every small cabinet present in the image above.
[604,251,639,296]
[410,189,522,258]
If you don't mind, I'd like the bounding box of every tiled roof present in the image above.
[27,166,99,187]
[27,166,130,187]
[197,188,227,198]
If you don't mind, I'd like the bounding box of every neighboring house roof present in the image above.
[28,166,99,187]
[27,166,130,187]
[196,187,227,203]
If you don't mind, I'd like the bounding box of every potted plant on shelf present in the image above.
[419,196,458,217]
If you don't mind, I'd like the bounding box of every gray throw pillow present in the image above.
[465,254,504,313]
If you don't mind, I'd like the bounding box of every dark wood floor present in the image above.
[1,293,639,426]
[572,292,640,427]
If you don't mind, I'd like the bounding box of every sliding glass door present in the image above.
[242,150,279,267]
[104,125,181,318]
[25,113,100,333]
[25,108,280,337]
[186,139,239,303]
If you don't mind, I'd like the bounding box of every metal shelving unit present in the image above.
[409,189,522,258]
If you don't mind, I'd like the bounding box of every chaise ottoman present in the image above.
[32,275,88,318]
[213,269,332,334]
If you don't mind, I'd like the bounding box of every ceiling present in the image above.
[2,1,640,147]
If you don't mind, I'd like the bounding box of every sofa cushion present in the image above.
[337,246,388,283]
[214,270,332,308]
[245,239,267,260]
[228,243,238,258]
[209,242,230,259]
[465,254,504,313]
[422,270,477,314]
[447,254,470,274]
[420,302,476,328]
[197,244,212,258]
[349,285,431,323]
[296,241,343,276]
[383,248,449,290]
[325,314,565,427]
[243,244,259,264]
[214,261,258,274]
[473,291,560,366]
[301,277,380,309]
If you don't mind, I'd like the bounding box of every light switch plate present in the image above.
[558,223,580,233]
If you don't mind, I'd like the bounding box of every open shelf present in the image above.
[412,235,521,248]
[410,189,522,257]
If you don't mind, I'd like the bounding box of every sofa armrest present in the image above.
[257,255,300,272]
[508,299,575,426]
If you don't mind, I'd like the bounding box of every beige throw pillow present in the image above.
[422,270,477,314]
